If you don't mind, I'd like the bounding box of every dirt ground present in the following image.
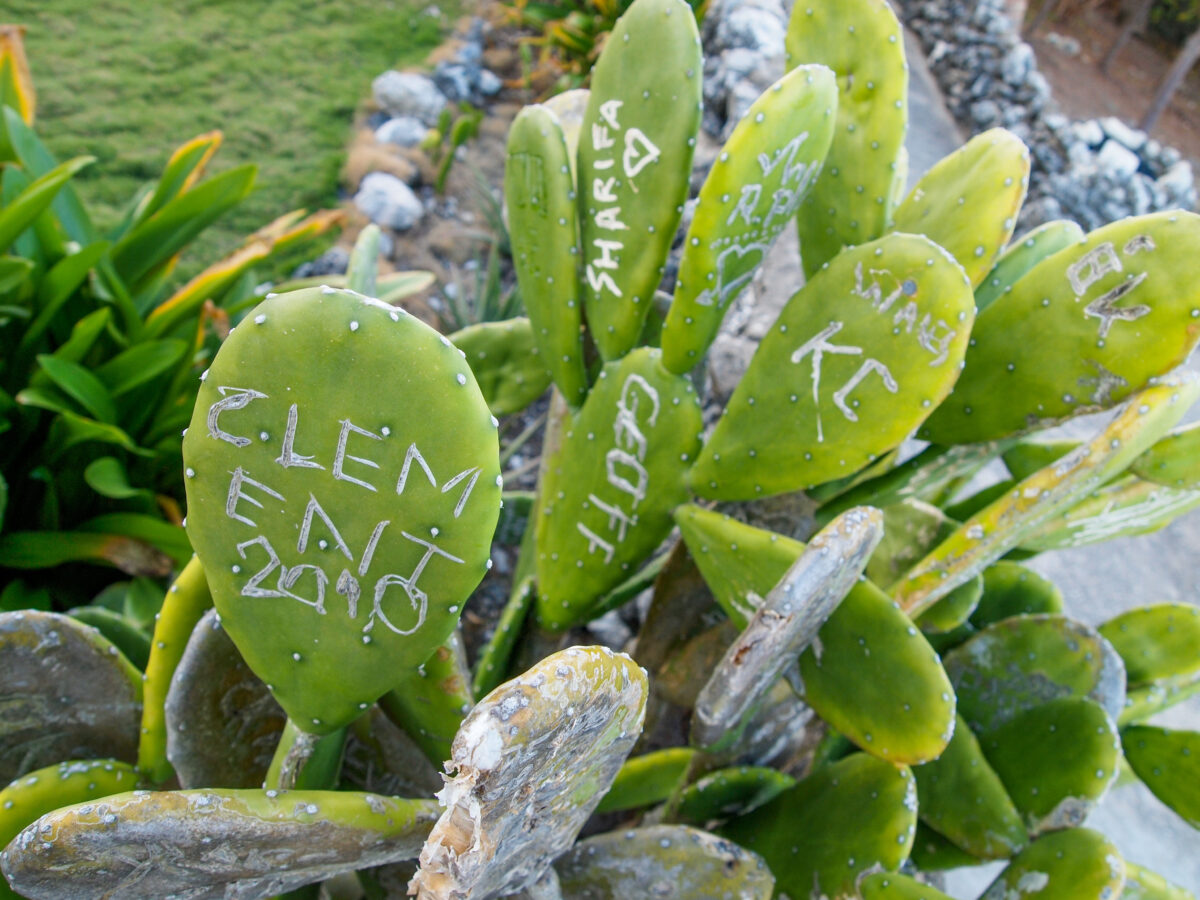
[1029,6,1200,169]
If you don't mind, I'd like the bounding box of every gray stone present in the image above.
[374,116,429,148]
[1074,119,1105,147]
[1000,41,1034,85]
[290,246,350,279]
[353,172,425,231]
[434,61,477,103]
[1100,116,1146,152]
[715,7,786,56]
[372,71,447,126]
[478,69,502,96]
[1158,160,1196,201]
[970,98,1001,126]
[1096,139,1141,179]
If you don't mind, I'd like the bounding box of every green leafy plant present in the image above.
[3,0,1200,897]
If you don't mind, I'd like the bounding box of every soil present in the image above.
[1028,6,1200,170]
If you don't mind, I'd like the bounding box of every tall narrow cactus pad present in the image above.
[912,714,1027,859]
[1099,603,1200,687]
[1001,437,1080,481]
[1122,672,1200,727]
[553,826,775,899]
[674,506,955,763]
[979,828,1125,900]
[596,747,695,814]
[661,64,838,373]
[542,88,590,170]
[138,555,212,785]
[410,647,646,900]
[1122,863,1198,900]
[890,128,1030,288]
[577,0,702,360]
[787,0,908,277]
[866,500,954,589]
[164,609,285,789]
[981,697,1119,835]
[860,873,955,900]
[449,318,555,416]
[721,753,917,900]
[1131,421,1200,488]
[378,631,474,767]
[0,789,439,900]
[943,614,1126,735]
[895,375,1200,617]
[692,234,973,499]
[0,611,141,784]
[182,287,501,734]
[976,219,1085,312]
[921,210,1200,445]
[505,110,588,407]
[535,349,702,629]
[675,766,796,824]
[910,823,982,871]
[1122,726,1200,828]
[691,507,883,750]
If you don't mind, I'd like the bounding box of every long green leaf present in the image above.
[0,256,32,294]
[36,354,116,423]
[48,409,151,457]
[2,108,96,243]
[94,340,187,397]
[0,155,93,254]
[79,513,192,566]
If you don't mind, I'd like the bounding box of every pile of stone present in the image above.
[898,0,1196,230]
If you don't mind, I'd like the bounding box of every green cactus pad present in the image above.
[535,349,702,629]
[1122,862,1198,900]
[1122,726,1200,828]
[675,766,796,825]
[449,318,555,417]
[981,697,1120,835]
[164,609,286,789]
[137,556,213,785]
[720,753,916,900]
[0,611,141,785]
[1131,421,1200,488]
[65,607,150,671]
[0,760,140,888]
[691,233,973,500]
[912,713,1026,859]
[943,614,1126,735]
[691,507,883,750]
[472,574,535,698]
[674,506,955,764]
[0,788,439,900]
[1099,603,1200,687]
[1021,474,1200,552]
[379,631,474,767]
[895,375,1200,618]
[787,0,908,277]
[867,502,954,592]
[1122,671,1200,727]
[979,828,1125,900]
[542,88,590,170]
[891,128,1030,288]
[976,219,1085,312]
[410,646,647,900]
[182,286,501,734]
[553,825,774,900]
[909,822,983,871]
[921,210,1200,445]
[504,108,588,407]
[577,0,702,361]
[915,573,983,634]
[661,64,838,373]
[596,747,695,814]
[859,872,955,900]
[970,561,1064,631]
[1001,437,1080,481]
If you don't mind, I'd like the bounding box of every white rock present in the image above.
[478,69,502,96]
[1101,116,1146,152]
[371,71,446,126]
[1073,119,1105,147]
[1158,160,1195,199]
[354,172,424,231]
[1096,139,1141,179]
[374,116,428,148]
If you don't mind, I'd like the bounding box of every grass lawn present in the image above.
[9,0,453,278]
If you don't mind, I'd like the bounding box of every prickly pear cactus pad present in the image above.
[675,767,796,824]
[890,128,1030,288]
[164,609,286,789]
[975,219,1085,312]
[691,507,884,751]
[378,631,474,766]
[661,64,838,373]
[911,713,1027,860]
[0,611,142,785]
[721,753,917,900]
[181,287,501,733]
[504,109,589,407]
[1132,421,1200,488]
[920,210,1200,445]
[787,0,908,278]
[1123,864,1198,900]
[690,234,973,500]
[979,828,1125,900]
[576,0,702,361]
[980,697,1120,835]
[596,747,695,814]
[0,788,439,900]
[1122,726,1200,828]
[409,647,647,900]
[553,825,775,900]
[859,872,955,900]
[970,561,1063,630]
[942,614,1126,735]
[449,318,554,416]
[1099,603,1200,687]
[535,349,702,629]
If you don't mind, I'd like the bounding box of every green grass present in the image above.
[9,0,453,279]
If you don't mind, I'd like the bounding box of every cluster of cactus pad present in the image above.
[5,0,1200,897]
